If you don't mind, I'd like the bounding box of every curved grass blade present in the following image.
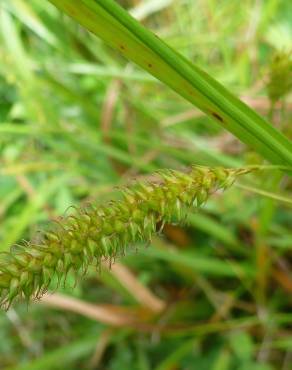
[47,0,292,167]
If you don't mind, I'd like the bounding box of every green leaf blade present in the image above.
[48,0,292,167]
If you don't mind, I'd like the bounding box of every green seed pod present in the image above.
[23,284,34,301]
[27,248,44,259]
[43,267,53,285]
[81,213,91,224]
[158,199,166,214]
[19,271,30,287]
[101,237,111,255]
[129,222,139,241]
[148,198,160,212]
[139,201,150,213]
[55,260,64,285]
[45,232,59,243]
[56,259,64,272]
[86,239,96,257]
[48,243,62,258]
[222,175,236,189]
[115,201,129,214]
[9,278,19,301]
[167,184,179,197]
[212,167,228,183]
[72,255,83,271]
[103,222,114,236]
[28,259,41,273]
[64,253,73,269]
[132,209,143,222]
[202,174,214,189]
[70,240,82,255]
[5,264,20,277]
[139,182,154,195]
[0,254,13,266]
[119,231,130,247]
[43,253,52,267]
[33,275,43,297]
[114,220,124,233]
[197,188,208,206]
[0,274,10,289]
[122,191,136,204]
[174,199,182,219]
[14,253,30,268]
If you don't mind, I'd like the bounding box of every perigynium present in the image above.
[0,166,252,309]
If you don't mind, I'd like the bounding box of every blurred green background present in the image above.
[0,0,291,369]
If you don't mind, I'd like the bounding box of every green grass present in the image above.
[49,0,292,167]
[0,0,291,369]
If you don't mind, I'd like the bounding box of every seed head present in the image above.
[0,166,251,309]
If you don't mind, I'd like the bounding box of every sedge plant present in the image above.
[0,0,291,309]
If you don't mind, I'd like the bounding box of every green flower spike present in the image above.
[0,166,251,309]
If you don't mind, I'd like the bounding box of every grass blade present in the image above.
[48,0,292,167]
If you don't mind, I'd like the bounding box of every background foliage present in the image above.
[0,0,291,369]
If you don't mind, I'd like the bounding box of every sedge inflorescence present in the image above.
[0,166,251,309]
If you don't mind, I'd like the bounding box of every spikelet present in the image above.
[0,166,252,309]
